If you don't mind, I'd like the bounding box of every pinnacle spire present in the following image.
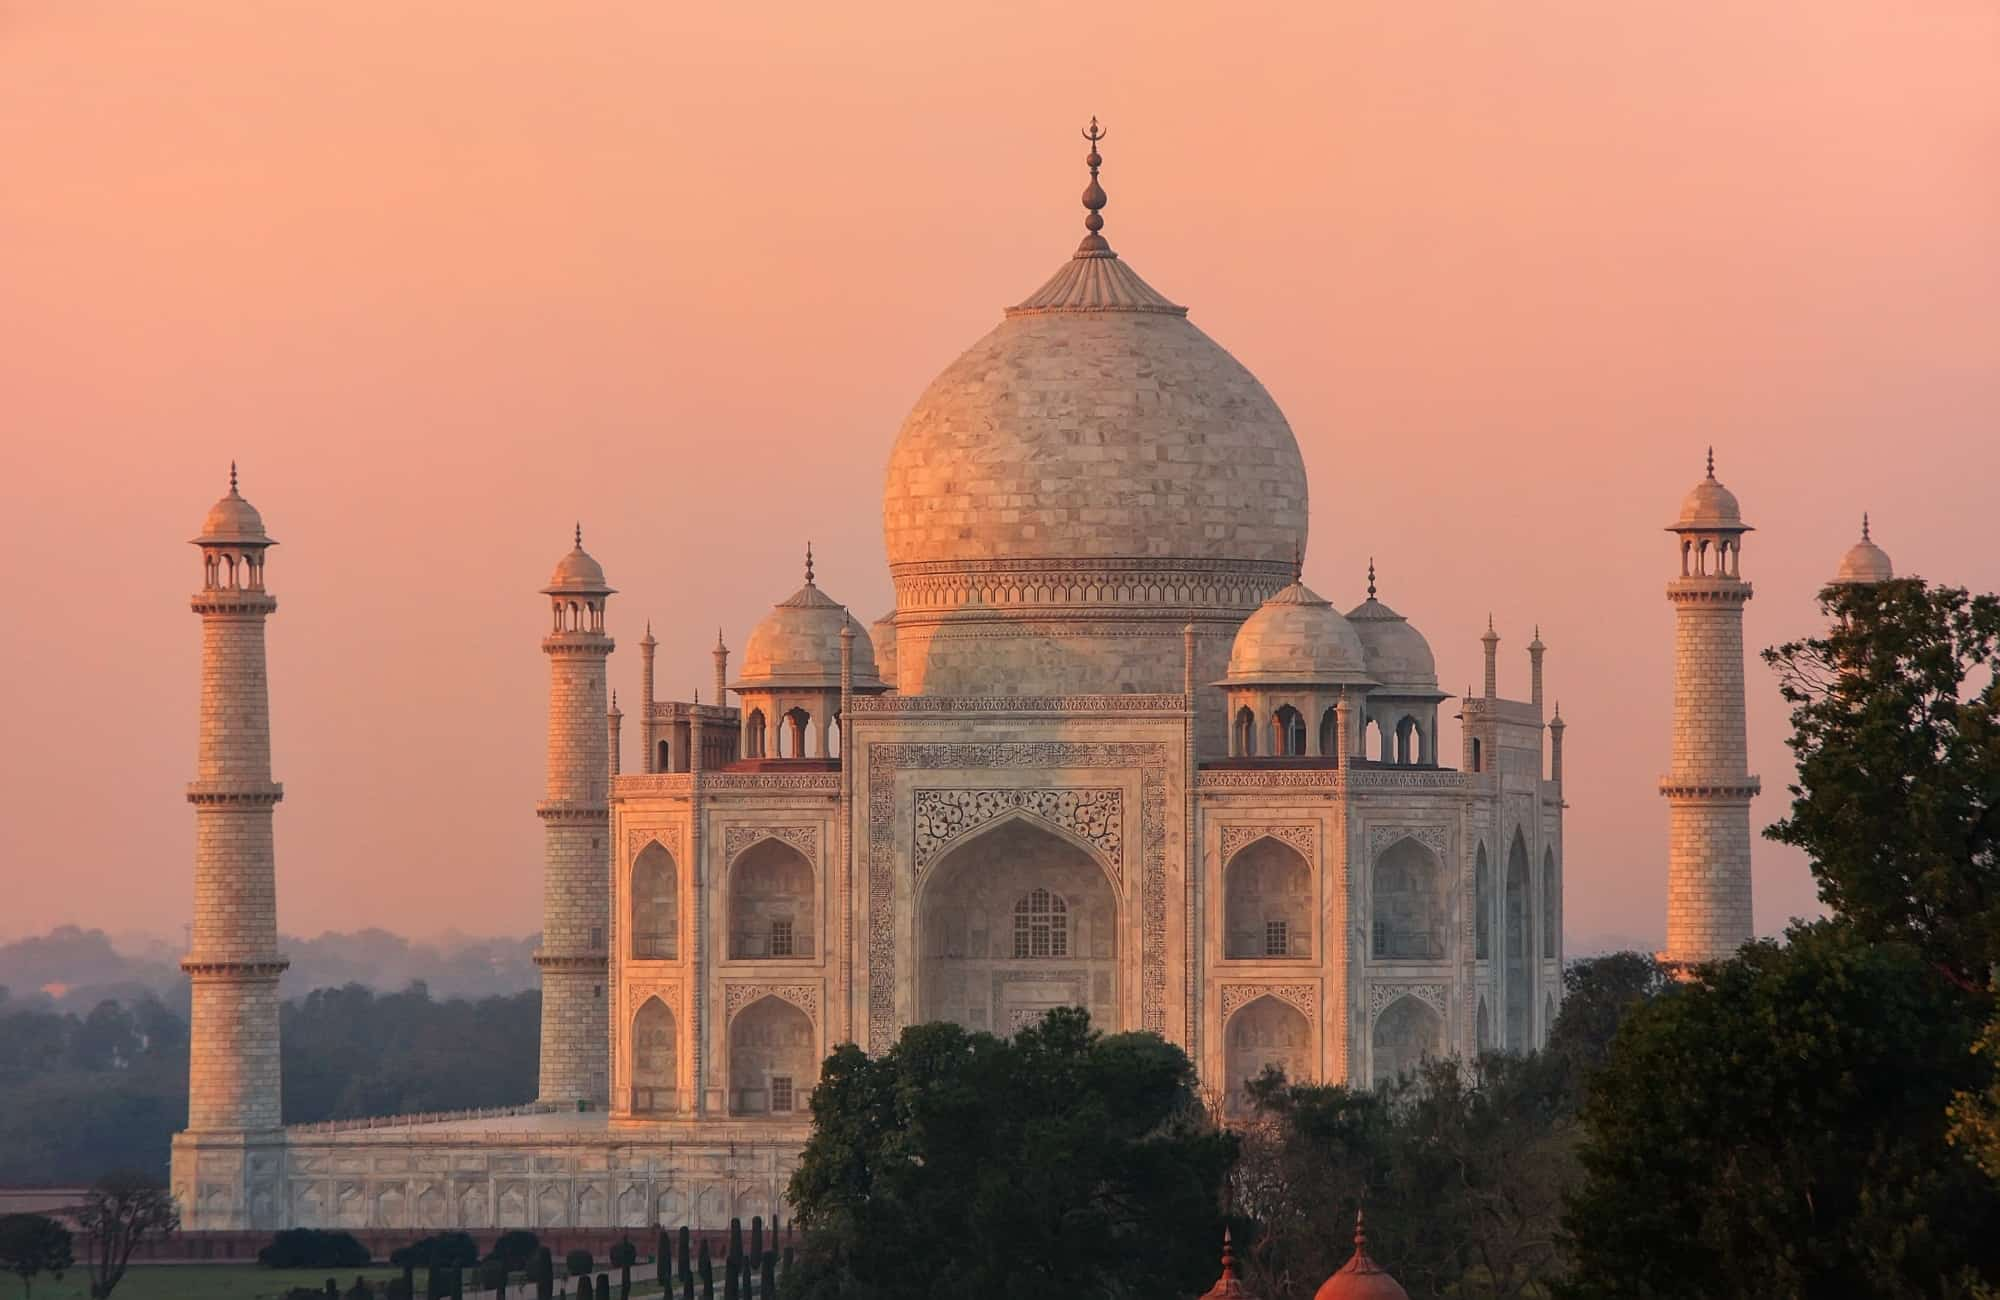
[1292,542,1303,583]
[229,460,239,494]
[574,522,583,548]
[716,626,725,650]
[1861,511,1871,541]
[1705,446,1716,479]
[805,541,815,586]
[1078,116,1110,255]
[1366,557,1377,600]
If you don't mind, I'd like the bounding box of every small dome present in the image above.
[1670,450,1751,532]
[1221,581,1372,687]
[735,576,885,691]
[870,610,899,691]
[192,465,272,545]
[1346,594,1437,694]
[1313,1216,1408,1300]
[544,527,612,594]
[1834,515,1893,585]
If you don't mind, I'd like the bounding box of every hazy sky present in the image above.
[3,1,1995,949]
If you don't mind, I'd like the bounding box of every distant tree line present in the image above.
[0,984,539,1183]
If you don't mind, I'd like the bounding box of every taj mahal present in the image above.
[168,123,1894,1234]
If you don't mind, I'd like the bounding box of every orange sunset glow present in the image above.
[2,0,1995,955]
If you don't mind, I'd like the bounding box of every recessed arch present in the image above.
[630,841,678,960]
[727,838,814,960]
[1371,835,1446,961]
[1542,846,1559,961]
[629,996,677,1115]
[1232,706,1257,756]
[1505,830,1531,1050]
[1269,705,1306,757]
[744,710,767,759]
[1474,843,1492,961]
[917,816,1119,1033]
[728,995,815,1116]
[1476,995,1492,1054]
[1372,994,1446,1086]
[1318,707,1339,759]
[1224,836,1310,960]
[1223,995,1312,1118]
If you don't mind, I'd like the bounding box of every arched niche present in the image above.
[1371,994,1445,1087]
[1371,836,1447,961]
[1476,995,1492,1054]
[744,710,767,759]
[631,842,678,960]
[1224,836,1311,960]
[630,996,677,1115]
[1542,846,1559,960]
[728,996,815,1117]
[918,816,1119,1034]
[1232,707,1257,757]
[1474,844,1492,961]
[1544,992,1557,1043]
[1505,830,1531,1050]
[728,838,814,960]
[1223,995,1312,1118]
[1269,705,1306,757]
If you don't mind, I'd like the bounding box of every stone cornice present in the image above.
[890,555,1291,615]
[1196,766,1472,792]
[181,957,289,979]
[190,590,277,615]
[536,800,608,822]
[1658,777,1761,799]
[1665,580,1754,605]
[850,693,1188,715]
[533,950,608,972]
[541,635,615,657]
[186,781,283,806]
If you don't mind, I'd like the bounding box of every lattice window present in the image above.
[1012,888,1069,959]
[769,1075,794,1113]
[770,919,793,957]
[1264,920,1289,957]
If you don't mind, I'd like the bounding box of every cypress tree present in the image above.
[680,1265,693,1300]
[595,1273,610,1300]
[677,1228,691,1285]
[697,1241,713,1300]
[532,1247,555,1300]
[748,1218,761,1267]
[655,1230,669,1277]
[759,1253,775,1300]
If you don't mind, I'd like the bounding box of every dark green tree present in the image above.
[345,1276,373,1300]
[397,1261,415,1300]
[260,1229,373,1271]
[529,1248,553,1300]
[785,1008,1233,1300]
[747,1220,761,1272]
[1562,922,2000,1298]
[697,1242,712,1300]
[608,1239,634,1300]
[594,1273,609,1300]
[676,1228,690,1285]
[1764,578,2000,993]
[758,1253,774,1300]
[0,1213,73,1300]
[75,1171,177,1299]
[487,1232,539,1275]
[564,1250,592,1281]
[424,1266,444,1300]
[478,1257,510,1298]
[325,1279,338,1299]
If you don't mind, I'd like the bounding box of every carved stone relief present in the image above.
[1218,824,1315,865]
[723,825,818,868]
[912,788,1123,879]
[1217,982,1317,1022]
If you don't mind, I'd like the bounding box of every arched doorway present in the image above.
[630,997,676,1114]
[1224,836,1310,959]
[1223,996,1312,1117]
[728,839,814,959]
[1372,836,1446,960]
[1542,847,1559,962]
[918,817,1119,1034]
[1474,844,1491,961]
[631,842,678,960]
[728,996,814,1116]
[1372,994,1445,1086]
[1505,831,1531,1050]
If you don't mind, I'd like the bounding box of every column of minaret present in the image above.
[1659,451,1760,965]
[183,467,290,1140]
[536,527,614,1104]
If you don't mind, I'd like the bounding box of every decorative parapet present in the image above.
[616,772,839,797]
[889,555,1292,614]
[286,1101,565,1136]
[850,693,1189,715]
[1658,777,1762,799]
[616,774,694,798]
[1197,767,1473,793]
[185,780,284,806]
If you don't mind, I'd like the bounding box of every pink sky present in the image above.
[2,1,1995,951]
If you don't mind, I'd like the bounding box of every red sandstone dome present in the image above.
[1313,1213,1409,1300]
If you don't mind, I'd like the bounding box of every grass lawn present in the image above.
[27,1264,403,1300]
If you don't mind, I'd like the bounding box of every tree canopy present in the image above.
[1561,922,2000,1298]
[785,1008,1234,1300]
[0,1213,72,1300]
[1764,578,2000,993]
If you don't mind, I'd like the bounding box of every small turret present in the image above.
[1481,616,1499,699]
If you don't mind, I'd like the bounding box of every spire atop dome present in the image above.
[1706,446,1716,479]
[1861,511,1871,541]
[1079,116,1110,255]
[1367,558,1377,600]
[575,522,583,547]
[805,541,816,586]
[1833,511,1893,585]
[229,460,239,493]
[1197,1228,1256,1300]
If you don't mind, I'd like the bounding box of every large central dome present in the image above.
[882,247,1307,572]
[880,126,1310,731]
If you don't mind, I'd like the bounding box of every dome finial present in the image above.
[1292,542,1303,583]
[1367,557,1377,601]
[1355,1208,1368,1252]
[574,522,583,548]
[229,460,239,494]
[1705,446,1716,479]
[1077,116,1111,255]
[805,541,815,585]
[1861,511,1871,541]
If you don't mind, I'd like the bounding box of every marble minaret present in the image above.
[1660,451,1759,965]
[537,527,615,1104]
[171,465,289,1229]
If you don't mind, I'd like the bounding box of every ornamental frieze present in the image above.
[1368,981,1450,1022]
[1218,983,1317,1022]
[912,788,1122,880]
[1219,824,1315,865]
[853,694,1186,714]
[722,982,818,1025]
[624,982,680,1018]
[723,825,818,867]
[625,825,685,862]
[1367,824,1451,862]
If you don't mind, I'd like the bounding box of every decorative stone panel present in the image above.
[1368,981,1450,1023]
[1366,824,1450,861]
[723,825,818,867]
[624,981,681,1018]
[912,788,1123,879]
[723,983,819,1026]
[1219,824,1314,865]
[626,825,685,861]
[1218,982,1316,1021]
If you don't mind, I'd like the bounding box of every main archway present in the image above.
[1223,995,1312,1117]
[918,816,1119,1034]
